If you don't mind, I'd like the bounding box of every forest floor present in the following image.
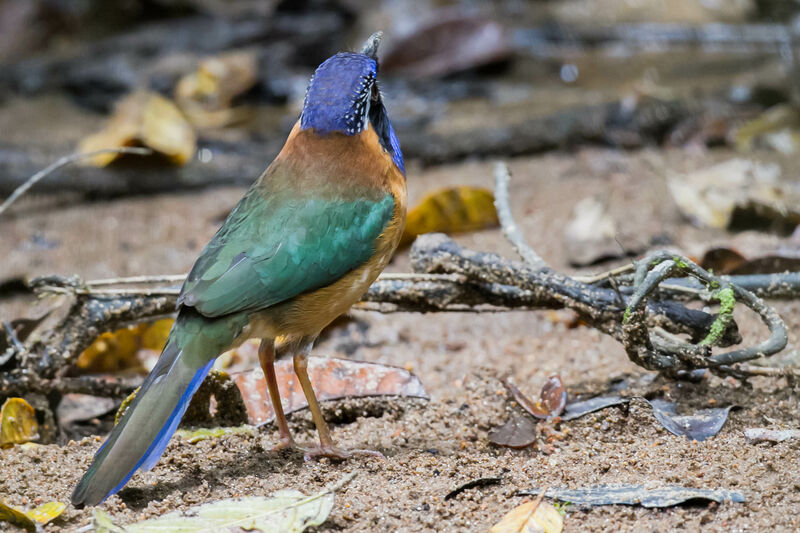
[2,147,800,531]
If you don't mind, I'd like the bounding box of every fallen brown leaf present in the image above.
[79,90,196,166]
[701,246,800,275]
[383,14,511,78]
[505,376,567,420]
[233,357,428,425]
[488,412,538,449]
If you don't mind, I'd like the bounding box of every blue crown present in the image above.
[301,53,377,136]
[301,52,404,175]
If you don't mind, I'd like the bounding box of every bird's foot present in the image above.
[302,445,384,462]
[271,435,298,452]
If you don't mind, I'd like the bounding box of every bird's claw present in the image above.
[271,435,297,452]
[302,445,384,462]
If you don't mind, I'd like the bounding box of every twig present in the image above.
[85,274,186,287]
[0,147,153,216]
[2,321,24,352]
[718,363,800,380]
[573,263,635,284]
[493,162,546,270]
[1,321,23,366]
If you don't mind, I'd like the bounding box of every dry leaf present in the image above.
[77,324,146,373]
[564,197,639,266]
[57,394,118,427]
[0,398,39,448]
[383,15,511,78]
[700,247,747,274]
[176,51,258,129]
[0,500,65,531]
[520,485,744,508]
[562,396,628,421]
[505,376,567,420]
[490,499,563,533]
[79,90,196,166]
[667,158,800,230]
[400,186,499,247]
[234,357,428,425]
[93,474,353,533]
[701,246,800,275]
[140,318,174,351]
[647,399,736,442]
[488,413,538,449]
[77,318,174,374]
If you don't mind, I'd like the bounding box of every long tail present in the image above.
[71,308,248,507]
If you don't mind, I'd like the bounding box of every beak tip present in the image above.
[361,31,383,59]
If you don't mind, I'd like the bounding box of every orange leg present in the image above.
[258,339,296,450]
[293,351,384,461]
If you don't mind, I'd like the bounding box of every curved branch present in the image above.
[621,251,788,373]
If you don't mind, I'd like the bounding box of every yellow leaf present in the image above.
[140,318,175,351]
[79,90,196,166]
[76,324,147,373]
[175,51,258,129]
[25,501,66,526]
[400,186,499,247]
[0,398,39,448]
[77,318,175,374]
[0,500,65,530]
[490,500,564,533]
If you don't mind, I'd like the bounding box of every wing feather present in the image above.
[178,180,394,317]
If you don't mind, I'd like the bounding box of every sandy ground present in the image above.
[2,148,800,531]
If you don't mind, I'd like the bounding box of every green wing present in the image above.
[178,185,395,317]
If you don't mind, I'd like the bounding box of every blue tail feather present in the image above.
[71,309,248,507]
[102,359,214,502]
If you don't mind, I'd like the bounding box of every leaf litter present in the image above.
[667,158,800,231]
[0,500,65,531]
[489,376,567,449]
[235,356,428,426]
[504,376,566,420]
[490,490,563,533]
[700,246,800,275]
[519,485,745,508]
[399,186,499,248]
[79,91,196,166]
[646,398,737,441]
[0,397,39,448]
[561,396,629,421]
[92,473,355,533]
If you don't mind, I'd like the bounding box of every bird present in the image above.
[71,31,406,507]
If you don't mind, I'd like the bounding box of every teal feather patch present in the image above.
[179,190,395,317]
